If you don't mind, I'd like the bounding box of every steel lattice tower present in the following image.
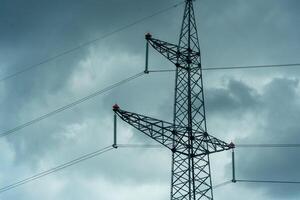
[113,0,234,199]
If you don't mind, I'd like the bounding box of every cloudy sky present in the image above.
[1,0,300,199]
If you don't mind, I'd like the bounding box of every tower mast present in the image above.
[113,1,234,199]
[172,0,213,199]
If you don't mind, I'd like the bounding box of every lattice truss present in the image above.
[113,0,234,199]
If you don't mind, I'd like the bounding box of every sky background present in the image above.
[0,0,300,199]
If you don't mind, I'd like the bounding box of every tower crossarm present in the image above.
[145,34,200,68]
[113,106,190,155]
[192,132,233,156]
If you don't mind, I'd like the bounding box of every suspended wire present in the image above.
[1,143,299,194]
[118,145,235,190]
[2,0,298,194]
[0,1,184,83]
[0,144,162,194]
[118,144,163,148]
[212,180,232,189]
[0,146,114,194]
[236,179,300,184]
[204,63,300,71]
[0,72,144,138]
[236,144,300,148]
[148,63,300,73]
[148,69,176,73]
[118,143,300,149]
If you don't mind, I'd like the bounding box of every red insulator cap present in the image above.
[112,104,120,111]
[145,32,152,39]
[229,142,235,148]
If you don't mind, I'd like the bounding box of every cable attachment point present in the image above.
[112,104,120,111]
[229,142,235,149]
[145,32,152,40]
[171,147,177,153]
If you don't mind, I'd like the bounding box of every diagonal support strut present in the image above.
[112,0,234,199]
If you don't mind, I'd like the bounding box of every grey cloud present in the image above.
[206,79,259,116]
[234,78,300,198]
[1,0,300,199]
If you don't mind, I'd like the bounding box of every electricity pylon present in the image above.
[113,0,234,199]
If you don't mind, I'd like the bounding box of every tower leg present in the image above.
[171,152,213,200]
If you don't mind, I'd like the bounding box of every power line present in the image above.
[0,72,144,138]
[148,63,300,73]
[212,180,232,189]
[204,63,300,71]
[0,144,229,194]
[118,144,163,148]
[119,145,234,190]
[118,143,300,149]
[0,144,162,194]
[0,146,114,194]
[119,145,300,186]
[236,144,300,148]
[236,179,300,184]
[0,1,184,83]
[2,143,299,194]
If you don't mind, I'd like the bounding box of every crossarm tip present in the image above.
[145,32,152,40]
[112,104,120,111]
[228,142,235,149]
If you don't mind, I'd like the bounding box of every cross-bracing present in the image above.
[113,0,234,199]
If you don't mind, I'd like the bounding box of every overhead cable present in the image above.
[118,144,163,148]
[0,72,144,138]
[212,180,232,189]
[148,63,300,73]
[236,144,300,148]
[204,63,300,71]
[236,179,300,184]
[0,1,184,82]
[2,143,299,194]
[117,143,300,149]
[0,146,114,194]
